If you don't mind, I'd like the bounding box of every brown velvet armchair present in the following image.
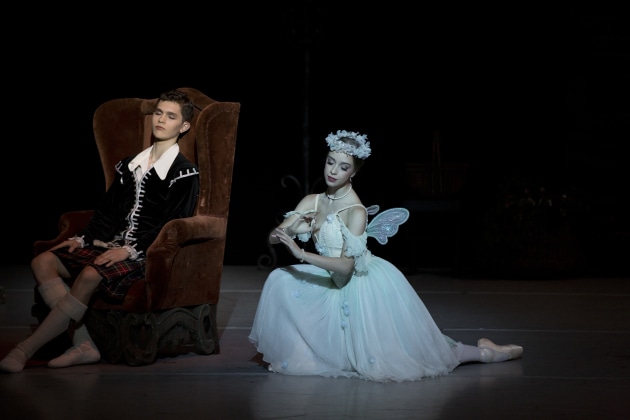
[32,87,240,366]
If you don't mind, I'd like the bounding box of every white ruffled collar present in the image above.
[128,143,179,180]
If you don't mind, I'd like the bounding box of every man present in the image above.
[1,89,200,373]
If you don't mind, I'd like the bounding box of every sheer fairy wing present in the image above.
[366,205,380,216]
[366,207,410,245]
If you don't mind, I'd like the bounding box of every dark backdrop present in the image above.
[5,4,628,276]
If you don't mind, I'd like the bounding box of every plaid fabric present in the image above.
[52,246,145,302]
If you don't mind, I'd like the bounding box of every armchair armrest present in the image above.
[150,214,228,249]
[143,214,228,308]
[33,210,95,256]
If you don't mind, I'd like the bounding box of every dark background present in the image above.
[5,3,628,276]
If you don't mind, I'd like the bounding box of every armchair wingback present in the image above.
[32,87,240,366]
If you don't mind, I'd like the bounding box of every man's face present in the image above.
[151,100,188,142]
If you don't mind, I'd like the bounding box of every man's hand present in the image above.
[50,239,82,253]
[94,248,130,267]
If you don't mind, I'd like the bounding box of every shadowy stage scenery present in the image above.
[6,3,629,277]
[1,3,629,419]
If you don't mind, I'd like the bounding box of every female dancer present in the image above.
[248,129,522,382]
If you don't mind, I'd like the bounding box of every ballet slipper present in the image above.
[478,338,523,363]
[47,341,101,368]
[0,348,28,373]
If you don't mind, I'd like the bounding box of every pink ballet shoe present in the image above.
[48,341,101,368]
[478,338,523,363]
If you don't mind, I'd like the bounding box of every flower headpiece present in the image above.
[325,130,371,159]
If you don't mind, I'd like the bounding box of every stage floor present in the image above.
[1,264,629,419]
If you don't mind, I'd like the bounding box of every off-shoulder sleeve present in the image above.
[340,223,369,274]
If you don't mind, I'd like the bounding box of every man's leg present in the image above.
[38,278,100,368]
[0,293,88,373]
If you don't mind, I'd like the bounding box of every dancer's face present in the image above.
[324,151,355,188]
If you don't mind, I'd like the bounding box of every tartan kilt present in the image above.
[52,246,145,302]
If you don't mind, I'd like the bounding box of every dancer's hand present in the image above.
[272,228,303,260]
[286,211,318,234]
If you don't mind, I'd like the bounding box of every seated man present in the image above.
[0,89,200,373]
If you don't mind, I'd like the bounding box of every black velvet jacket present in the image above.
[77,152,200,260]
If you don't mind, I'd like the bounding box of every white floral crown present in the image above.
[325,130,371,159]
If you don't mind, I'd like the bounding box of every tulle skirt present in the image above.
[248,257,461,382]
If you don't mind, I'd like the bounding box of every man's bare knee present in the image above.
[72,266,102,304]
[31,251,68,285]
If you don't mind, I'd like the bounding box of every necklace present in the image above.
[326,184,352,203]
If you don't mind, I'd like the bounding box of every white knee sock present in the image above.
[38,278,97,351]
[0,293,87,373]
[38,278,67,308]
